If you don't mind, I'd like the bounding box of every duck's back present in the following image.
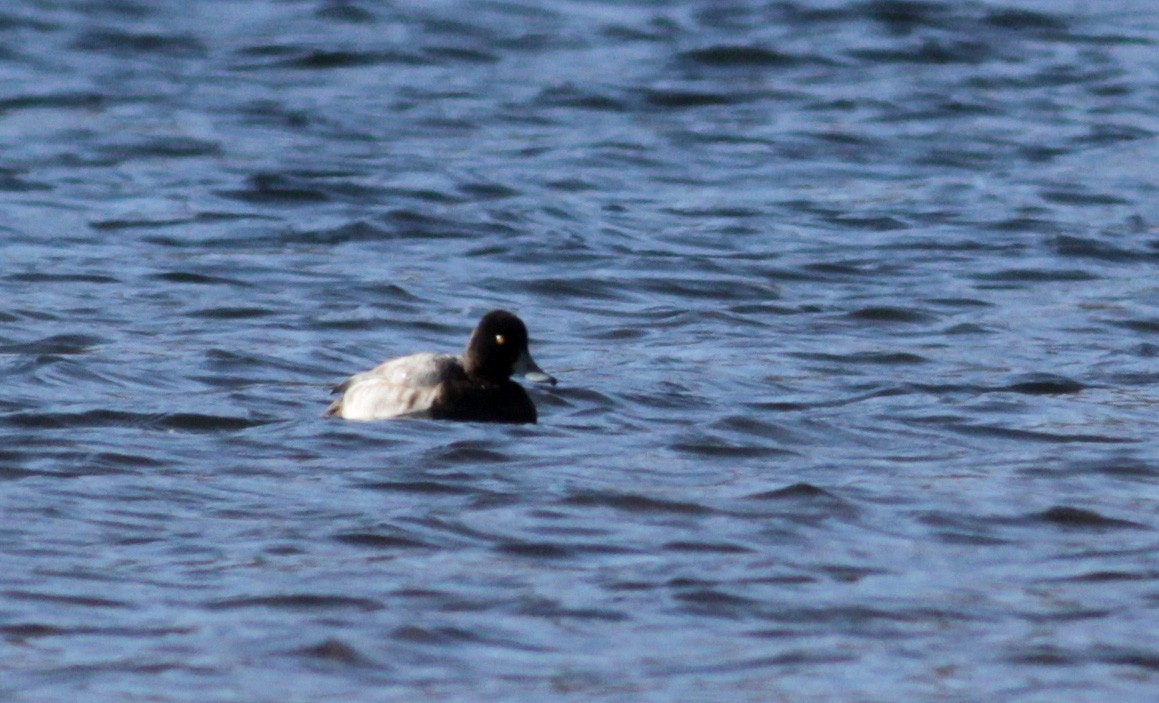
[325,352,461,420]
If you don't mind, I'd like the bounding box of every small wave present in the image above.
[1,334,106,355]
[942,423,1136,445]
[671,586,761,618]
[8,272,119,284]
[1034,506,1145,529]
[974,268,1099,283]
[494,541,574,559]
[644,89,753,109]
[791,350,928,365]
[1054,570,1154,583]
[148,271,253,287]
[238,47,426,70]
[1002,374,1085,395]
[1040,189,1131,206]
[391,625,485,645]
[71,29,206,58]
[332,532,432,550]
[0,168,51,192]
[535,85,628,111]
[983,9,1068,33]
[94,137,221,163]
[516,601,629,622]
[746,483,841,501]
[846,306,936,323]
[189,306,275,320]
[663,540,753,554]
[670,441,778,459]
[849,39,991,66]
[359,480,477,495]
[4,589,131,609]
[678,45,803,68]
[4,410,269,433]
[562,491,715,515]
[0,91,105,113]
[215,172,390,211]
[425,440,511,464]
[294,638,373,665]
[205,594,384,611]
[1049,235,1153,262]
[315,3,378,24]
[1114,318,1159,334]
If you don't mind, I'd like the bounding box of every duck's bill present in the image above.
[514,349,557,386]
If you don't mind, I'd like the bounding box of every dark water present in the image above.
[2,0,1157,699]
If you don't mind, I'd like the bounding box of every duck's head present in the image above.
[464,310,556,386]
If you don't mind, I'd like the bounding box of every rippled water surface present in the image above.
[2,0,1158,700]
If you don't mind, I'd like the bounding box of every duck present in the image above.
[324,310,556,424]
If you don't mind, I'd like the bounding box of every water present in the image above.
[1,0,1157,700]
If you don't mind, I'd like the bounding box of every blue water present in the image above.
[1,0,1157,700]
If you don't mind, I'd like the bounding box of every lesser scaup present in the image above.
[324,310,556,423]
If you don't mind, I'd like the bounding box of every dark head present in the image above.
[463,310,556,386]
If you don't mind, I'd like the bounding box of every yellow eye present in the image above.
[495,334,506,345]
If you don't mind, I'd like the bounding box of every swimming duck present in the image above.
[325,310,556,423]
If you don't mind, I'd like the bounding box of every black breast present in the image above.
[430,379,537,424]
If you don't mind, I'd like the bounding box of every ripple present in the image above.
[846,306,936,323]
[534,85,627,111]
[332,532,432,550]
[424,440,511,464]
[315,4,379,24]
[205,595,384,612]
[4,410,270,433]
[1040,189,1131,207]
[239,47,426,70]
[0,169,51,192]
[148,271,254,287]
[0,623,194,642]
[216,172,388,207]
[678,45,802,68]
[663,540,753,554]
[983,9,1068,33]
[295,638,374,665]
[1053,570,1157,583]
[494,541,576,559]
[71,29,206,58]
[1034,506,1146,529]
[792,350,928,365]
[0,91,105,113]
[1073,457,1157,479]
[1114,318,1159,334]
[1002,374,1086,395]
[849,39,991,66]
[939,422,1137,445]
[7,272,119,284]
[390,625,468,645]
[216,174,332,204]
[496,540,634,559]
[3,590,131,609]
[746,483,841,502]
[190,306,276,320]
[95,137,221,163]
[561,491,715,515]
[1094,648,1159,671]
[643,89,753,109]
[671,440,784,459]
[917,511,1015,546]
[672,587,758,615]
[1048,235,1148,262]
[0,334,106,355]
